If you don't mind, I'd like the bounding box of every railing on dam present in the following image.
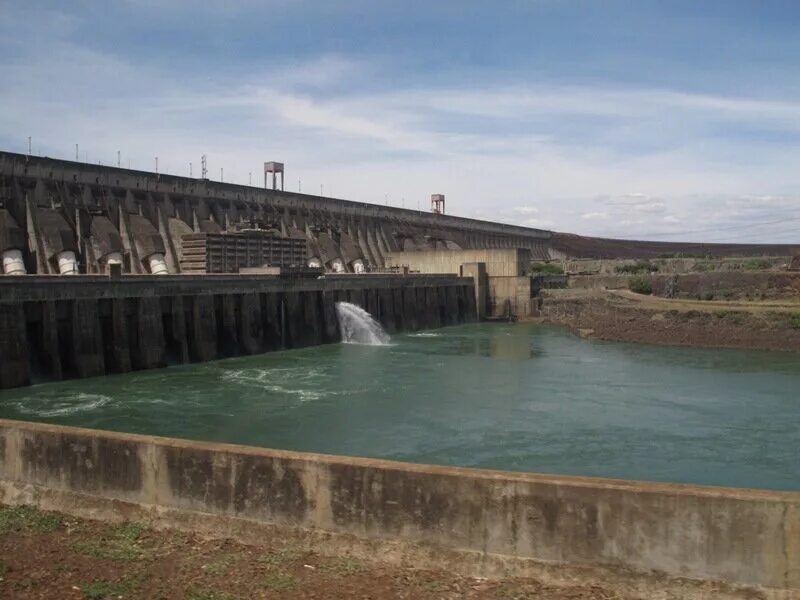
[0,419,797,599]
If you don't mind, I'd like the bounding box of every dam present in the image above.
[1,151,799,598]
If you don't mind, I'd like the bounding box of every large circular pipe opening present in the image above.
[147,253,169,275]
[56,250,78,275]
[2,249,26,275]
[330,258,345,273]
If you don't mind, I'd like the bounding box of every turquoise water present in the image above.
[1,324,798,491]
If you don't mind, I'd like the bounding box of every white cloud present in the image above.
[1,6,799,244]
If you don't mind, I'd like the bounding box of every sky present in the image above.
[1,0,799,242]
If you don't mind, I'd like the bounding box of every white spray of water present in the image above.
[335,302,391,346]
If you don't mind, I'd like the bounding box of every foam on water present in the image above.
[15,392,113,417]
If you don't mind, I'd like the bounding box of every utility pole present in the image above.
[201,155,207,179]
[75,144,79,161]
[249,172,252,186]
[155,157,159,174]
[28,137,31,155]
[298,179,302,192]
[117,150,121,168]
[220,168,223,182]
[189,162,193,177]
[320,184,324,196]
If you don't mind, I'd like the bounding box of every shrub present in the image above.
[628,276,652,295]
[743,258,772,271]
[790,314,800,330]
[615,261,658,274]
[530,262,564,275]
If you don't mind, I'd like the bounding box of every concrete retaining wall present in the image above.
[0,420,797,598]
[568,271,800,300]
[0,274,476,389]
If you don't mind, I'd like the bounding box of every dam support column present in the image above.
[461,262,487,320]
[0,303,29,388]
[71,299,105,378]
[189,295,217,362]
[261,293,283,351]
[321,291,340,343]
[238,293,263,355]
[133,297,166,370]
[219,294,239,358]
[109,299,132,374]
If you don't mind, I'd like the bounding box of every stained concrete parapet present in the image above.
[0,419,797,599]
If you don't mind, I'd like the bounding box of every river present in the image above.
[1,323,798,490]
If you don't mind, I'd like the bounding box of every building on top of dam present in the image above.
[0,151,552,277]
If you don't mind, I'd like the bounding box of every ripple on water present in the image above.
[221,367,328,401]
[15,392,114,417]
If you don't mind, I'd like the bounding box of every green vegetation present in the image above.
[530,261,564,275]
[257,547,303,568]
[0,505,61,535]
[320,556,364,577]
[628,276,652,295]
[81,576,143,599]
[204,555,234,576]
[71,521,147,561]
[743,258,772,271]
[186,592,238,600]
[262,571,300,592]
[0,559,10,576]
[615,260,658,274]
[790,314,800,329]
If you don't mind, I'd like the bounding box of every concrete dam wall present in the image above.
[0,419,797,599]
[0,152,552,277]
[0,274,476,389]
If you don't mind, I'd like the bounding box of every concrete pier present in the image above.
[0,274,475,389]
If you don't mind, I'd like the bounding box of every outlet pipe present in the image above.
[330,258,345,273]
[2,249,26,275]
[56,250,78,275]
[147,253,169,275]
[352,259,365,274]
[308,257,322,268]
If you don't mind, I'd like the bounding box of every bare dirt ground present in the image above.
[0,504,633,600]
[538,289,800,352]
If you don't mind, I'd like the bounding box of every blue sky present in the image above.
[1,1,799,242]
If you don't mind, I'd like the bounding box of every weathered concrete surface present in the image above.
[385,249,535,318]
[0,274,475,388]
[0,419,797,599]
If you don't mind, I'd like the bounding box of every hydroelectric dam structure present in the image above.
[0,151,552,277]
[0,151,560,389]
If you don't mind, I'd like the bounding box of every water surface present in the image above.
[1,324,798,490]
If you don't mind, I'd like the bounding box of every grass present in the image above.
[186,592,238,600]
[0,559,10,577]
[320,556,364,577]
[71,521,147,561]
[257,547,303,568]
[0,505,62,535]
[204,555,234,575]
[81,575,143,599]
[790,313,800,329]
[263,571,300,592]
